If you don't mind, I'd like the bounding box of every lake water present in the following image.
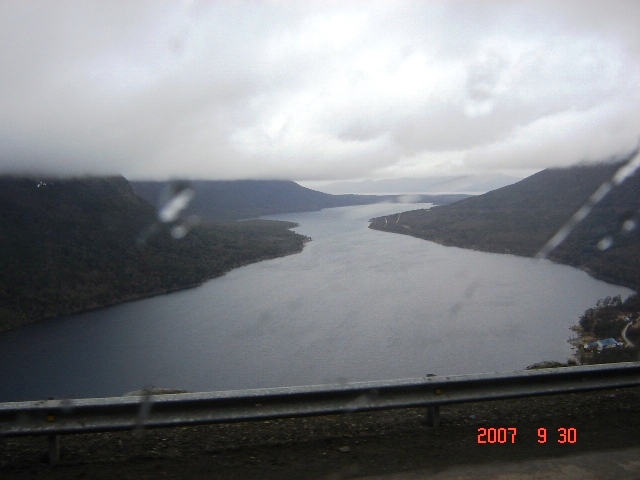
[0,203,634,402]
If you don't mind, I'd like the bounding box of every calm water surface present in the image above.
[0,203,634,401]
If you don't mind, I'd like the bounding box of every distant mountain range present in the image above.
[315,174,522,195]
[370,156,640,290]
[131,179,470,220]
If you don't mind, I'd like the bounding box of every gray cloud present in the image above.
[0,1,638,181]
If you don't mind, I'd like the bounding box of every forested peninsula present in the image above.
[370,155,640,290]
[0,176,311,332]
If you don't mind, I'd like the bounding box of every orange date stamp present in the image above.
[477,427,578,444]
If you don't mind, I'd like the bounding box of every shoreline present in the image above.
[0,245,307,334]
[369,223,638,293]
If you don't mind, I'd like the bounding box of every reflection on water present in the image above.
[0,203,633,402]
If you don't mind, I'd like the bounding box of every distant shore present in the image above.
[369,219,638,292]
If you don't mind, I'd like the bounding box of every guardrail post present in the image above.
[425,405,440,427]
[47,434,60,464]
[424,373,441,427]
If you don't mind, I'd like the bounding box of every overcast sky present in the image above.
[1,1,638,182]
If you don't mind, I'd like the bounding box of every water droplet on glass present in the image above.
[158,182,194,223]
[597,236,614,251]
[60,397,74,414]
[535,148,639,259]
[171,225,187,239]
[622,219,637,232]
[136,387,154,430]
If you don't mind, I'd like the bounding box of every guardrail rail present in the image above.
[2,361,640,463]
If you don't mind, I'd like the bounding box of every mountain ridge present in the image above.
[369,157,640,289]
[131,179,469,220]
[314,174,522,195]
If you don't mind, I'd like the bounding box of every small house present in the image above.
[596,338,623,351]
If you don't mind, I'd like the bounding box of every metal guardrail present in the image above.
[2,362,640,440]
[2,362,640,463]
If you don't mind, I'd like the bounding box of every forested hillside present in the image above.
[131,179,469,220]
[370,156,640,289]
[0,176,306,332]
